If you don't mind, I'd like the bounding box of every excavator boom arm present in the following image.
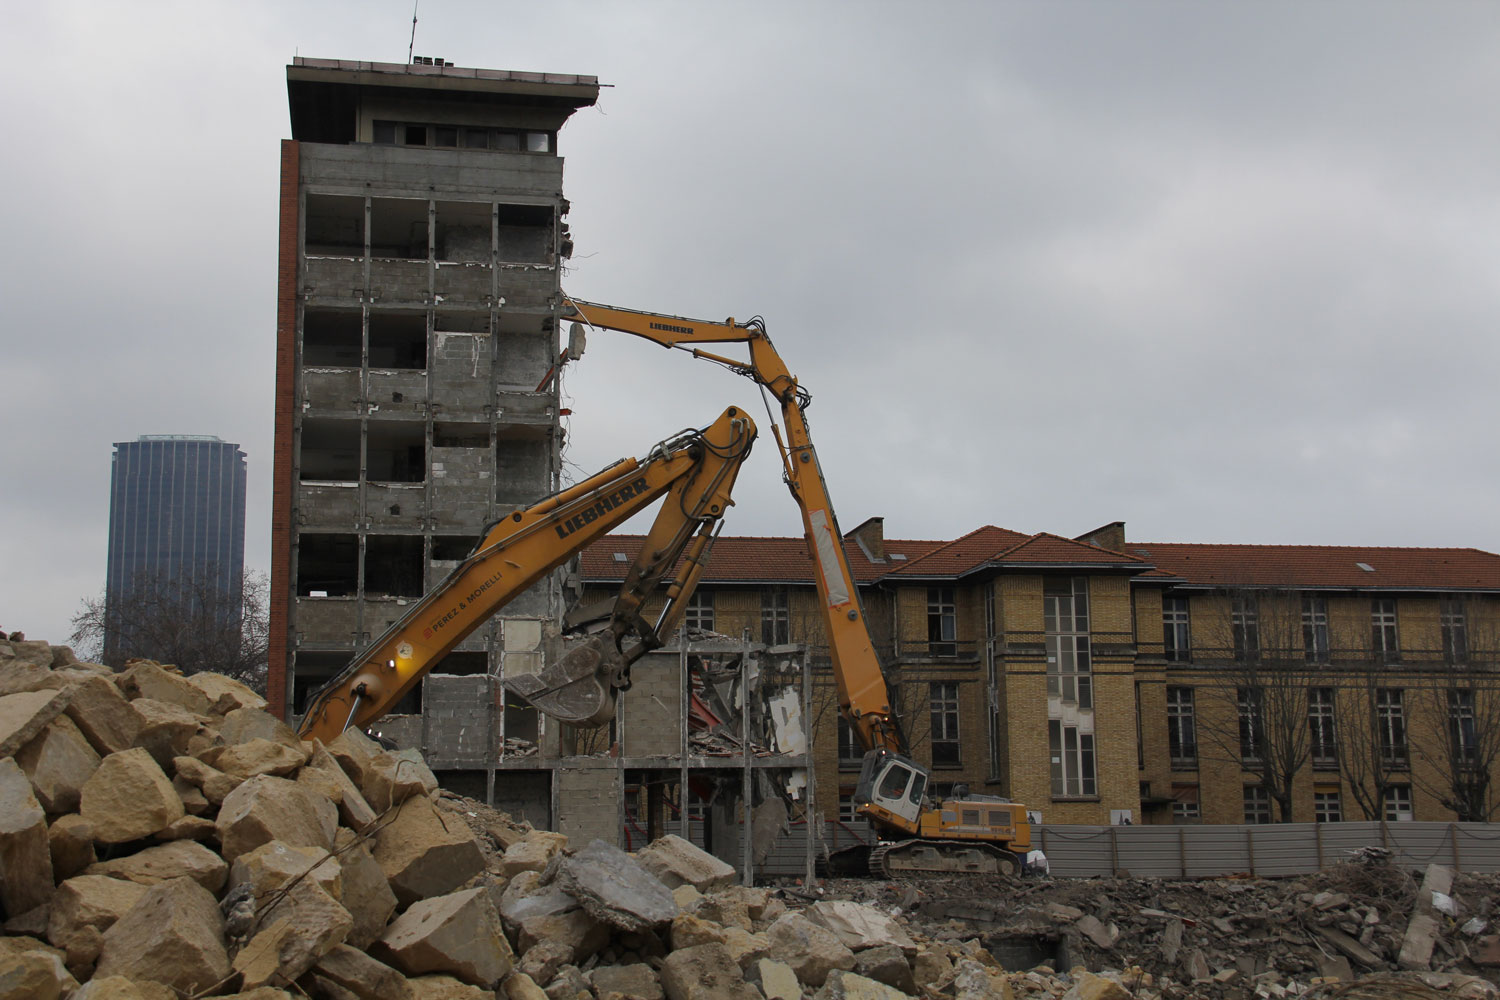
[298,407,756,743]
[562,297,903,756]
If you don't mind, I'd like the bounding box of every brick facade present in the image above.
[582,526,1500,827]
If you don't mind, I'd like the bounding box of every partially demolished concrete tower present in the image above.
[269,59,600,764]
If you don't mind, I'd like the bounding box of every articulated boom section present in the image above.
[297,407,756,744]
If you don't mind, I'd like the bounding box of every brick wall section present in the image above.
[268,139,299,719]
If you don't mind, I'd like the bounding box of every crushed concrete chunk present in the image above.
[86,839,227,892]
[814,970,911,1000]
[115,661,211,715]
[588,963,664,1000]
[408,973,498,1000]
[47,814,96,879]
[363,747,439,811]
[313,942,414,1000]
[211,737,308,780]
[376,887,514,987]
[749,958,801,1000]
[636,834,736,893]
[46,875,150,970]
[559,839,678,931]
[765,912,855,988]
[659,942,763,1000]
[131,698,203,766]
[807,899,917,956]
[0,948,73,1000]
[185,673,267,715]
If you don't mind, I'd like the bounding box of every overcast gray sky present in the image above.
[4,1,1498,646]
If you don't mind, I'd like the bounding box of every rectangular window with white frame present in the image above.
[760,587,790,645]
[683,589,715,633]
[1302,596,1329,662]
[1162,596,1190,662]
[1243,785,1272,824]
[1048,719,1097,798]
[1378,688,1407,768]
[1045,578,1091,708]
[1171,784,1201,824]
[1232,597,1260,661]
[1309,687,1337,769]
[1371,599,1399,662]
[1167,686,1197,767]
[1238,687,1264,763]
[929,681,960,766]
[1314,788,1342,822]
[837,716,862,770]
[1442,599,1468,664]
[927,587,956,657]
[1450,688,1478,767]
[1383,785,1413,821]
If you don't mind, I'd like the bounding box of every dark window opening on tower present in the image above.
[299,418,361,482]
[495,430,551,505]
[432,535,479,562]
[305,194,364,256]
[298,534,358,596]
[366,422,425,483]
[496,203,554,265]
[370,198,429,260]
[368,312,427,369]
[435,201,492,262]
[433,422,490,448]
[303,308,362,367]
[433,651,488,675]
[364,535,425,598]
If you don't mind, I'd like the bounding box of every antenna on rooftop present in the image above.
[407,0,419,64]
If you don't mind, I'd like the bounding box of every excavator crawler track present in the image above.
[870,839,1021,878]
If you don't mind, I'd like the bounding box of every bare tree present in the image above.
[70,568,269,692]
[1330,668,1409,820]
[1195,588,1315,821]
[1408,673,1500,821]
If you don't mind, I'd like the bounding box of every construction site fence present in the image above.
[1032,821,1500,879]
[757,820,1500,879]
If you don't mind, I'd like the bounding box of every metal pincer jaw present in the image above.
[505,632,625,728]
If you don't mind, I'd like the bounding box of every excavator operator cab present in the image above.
[853,748,927,828]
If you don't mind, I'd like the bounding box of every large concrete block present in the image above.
[333,828,399,950]
[806,900,917,955]
[115,661,211,715]
[79,748,184,844]
[376,887,514,987]
[216,774,338,862]
[63,677,142,756]
[185,673,267,715]
[373,795,485,906]
[0,687,73,758]
[558,839,678,931]
[130,699,203,767]
[0,757,55,914]
[15,714,100,812]
[210,738,309,780]
[85,839,228,892]
[636,834,736,893]
[658,942,763,1000]
[93,877,230,994]
[764,913,855,988]
[46,874,150,970]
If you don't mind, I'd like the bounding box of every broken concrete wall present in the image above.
[556,766,617,847]
[422,675,495,767]
[621,655,680,758]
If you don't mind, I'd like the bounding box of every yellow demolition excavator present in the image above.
[559,297,1035,877]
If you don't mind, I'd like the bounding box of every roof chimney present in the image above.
[1075,521,1126,553]
[848,516,886,562]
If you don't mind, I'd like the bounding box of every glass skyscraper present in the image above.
[105,435,247,663]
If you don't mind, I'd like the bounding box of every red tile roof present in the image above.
[578,534,946,585]
[1133,543,1500,591]
[581,531,1500,592]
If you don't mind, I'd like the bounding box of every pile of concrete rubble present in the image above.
[0,634,1497,1000]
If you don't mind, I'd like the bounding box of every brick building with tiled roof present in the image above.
[581,518,1500,826]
